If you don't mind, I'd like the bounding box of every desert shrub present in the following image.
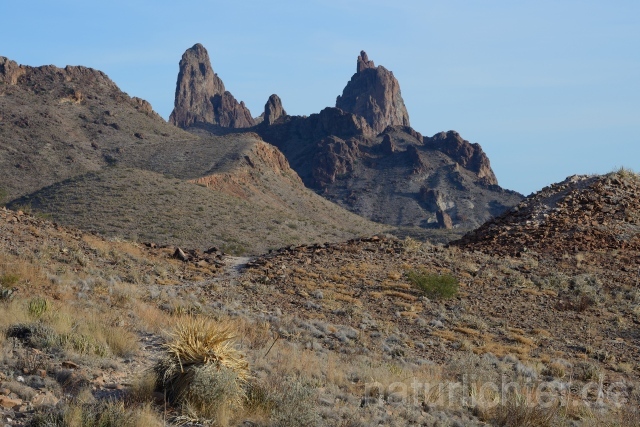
[6,322,58,349]
[407,270,459,299]
[269,377,320,427]
[153,316,249,425]
[489,392,559,427]
[0,273,20,288]
[574,361,601,382]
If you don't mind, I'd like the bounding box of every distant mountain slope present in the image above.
[168,48,523,231]
[257,110,522,230]
[0,56,194,200]
[1,56,385,253]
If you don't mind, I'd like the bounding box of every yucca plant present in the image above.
[154,316,249,424]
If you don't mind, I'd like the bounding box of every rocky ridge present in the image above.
[0,56,191,200]
[169,43,254,128]
[455,172,640,262]
[168,46,522,232]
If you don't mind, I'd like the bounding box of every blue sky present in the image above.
[2,0,638,195]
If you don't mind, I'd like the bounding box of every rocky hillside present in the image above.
[454,170,640,287]
[0,56,192,200]
[2,198,638,426]
[8,132,385,255]
[0,56,384,254]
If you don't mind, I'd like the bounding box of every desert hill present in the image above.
[454,170,640,285]
[7,134,385,254]
[170,45,524,231]
[1,56,384,253]
[0,56,194,201]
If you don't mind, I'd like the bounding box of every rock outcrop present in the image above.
[0,57,26,85]
[336,51,410,134]
[263,94,287,125]
[454,172,640,258]
[436,210,454,229]
[169,44,254,129]
[311,136,360,187]
[426,131,497,185]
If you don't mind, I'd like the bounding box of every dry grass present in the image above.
[154,316,249,424]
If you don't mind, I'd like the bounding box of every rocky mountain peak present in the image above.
[336,51,410,134]
[357,50,375,72]
[169,43,254,129]
[263,94,287,125]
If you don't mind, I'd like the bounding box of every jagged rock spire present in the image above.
[263,94,287,125]
[169,43,254,129]
[336,51,410,134]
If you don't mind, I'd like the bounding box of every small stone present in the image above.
[0,395,22,409]
[173,247,188,262]
[32,391,59,407]
[61,361,79,369]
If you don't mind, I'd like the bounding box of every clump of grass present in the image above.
[0,273,20,288]
[28,297,50,319]
[268,377,320,427]
[153,316,249,425]
[488,392,559,427]
[407,270,459,299]
[26,401,163,427]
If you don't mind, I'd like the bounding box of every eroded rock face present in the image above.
[264,94,287,125]
[427,131,497,185]
[336,51,410,134]
[0,57,26,85]
[312,136,360,187]
[169,43,254,129]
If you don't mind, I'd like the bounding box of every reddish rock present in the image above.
[169,43,254,129]
[0,395,22,409]
[336,51,410,134]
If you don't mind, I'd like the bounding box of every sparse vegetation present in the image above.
[407,269,459,299]
[153,316,249,424]
[2,170,640,426]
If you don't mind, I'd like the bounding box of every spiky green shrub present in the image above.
[407,270,459,299]
[153,316,249,424]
